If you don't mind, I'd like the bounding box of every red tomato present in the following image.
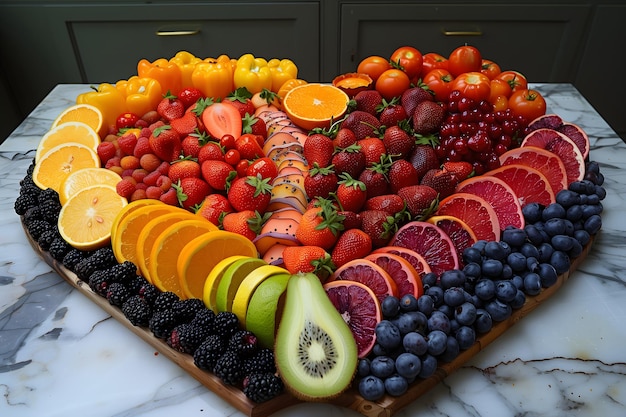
[450,72,491,101]
[492,95,509,112]
[448,45,482,77]
[357,56,392,82]
[508,89,546,121]
[224,148,241,166]
[236,159,250,178]
[495,70,528,92]
[247,156,278,180]
[116,112,140,129]
[481,59,501,80]
[390,46,423,80]
[422,69,454,102]
[220,134,236,150]
[375,68,411,100]
[422,52,448,75]
[489,78,513,102]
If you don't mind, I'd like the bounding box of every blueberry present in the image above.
[454,302,477,326]
[522,202,543,223]
[495,280,517,303]
[542,203,566,220]
[582,204,603,219]
[455,326,476,350]
[425,285,444,307]
[568,238,583,258]
[417,294,435,316]
[381,296,401,319]
[463,262,482,279]
[370,355,396,379]
[574,229,591,246]
[595,185,606,199]
[586,194,600,205]
[426,329,448,356]
[506,252,527,272]
[550,250,571,275]
[475,279,496,300]
[421,272,438,288]
[485,299,512,322]
[556,189,581,208]
[523,272,542,295]
[427,310,451,334]
[418,354,438,379]
[375,320,402,352]
[538,263,558,288]
[502,226,527,248]
[462,246,483,264]
[472,240,488,253]
[484,241,509,260]
[526,256,539,273]
[400,294,418,312]
[396,311,427,335]
[439,269,466,289]
[358,375,386,401]
[584,214,602,235]
[474,309,493,333]
[357,358,371,377]
[438,335,460,362]
[543,218,567,237]
[536,242,555,263]
[481,259,503,278]
[511,274,524,290]
[443,287,466,307]
[586,160,600,175]
[510,289,526,309]
[395,352,422,380]
[525,224,545,245]
[437,304,454,319]
[520,242,540,259]
[566,205,583,222]
[551,235,575,251]
[403,331,428,356]
[384,374,409,396]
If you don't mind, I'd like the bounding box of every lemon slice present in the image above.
[36,121,100,163]
[33,142,100,192]
[59,167,121,205]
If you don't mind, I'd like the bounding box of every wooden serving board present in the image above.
[24,221,593,417]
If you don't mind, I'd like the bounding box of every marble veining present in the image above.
[1,84,625,417]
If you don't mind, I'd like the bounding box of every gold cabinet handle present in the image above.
[442,29,483,36]
[155,29,201,36]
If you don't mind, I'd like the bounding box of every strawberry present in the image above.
[282,245,335,281]
[332,143,366,179]
[442,161,474,182]
[157,92,185,121]
[149,125,182,162]
[409,144,440,178]
[195,194,233,225]
[396,184,438,219]
[334,173,367,213]
[339,210,362,230]
[170,112,198,137]
[226,87,256,117]
[358,158,391,199]
[420,168,458,198]
[401,86,433,116]
[97,141,117,164]
[340,110,381,141]
[201,159,236,190]
[360,209,398,248]
[303,133,334,168]
[377,97,408,127]
[159,187,179,206]
[295,199,345,250]
[358,137,387,167]
[364,194,406,216]
[241,113,267,137]
[388,159,418,193]
[173,177,212,210]
[117,132,138,155]
[227,174,273,214]
[181,130,210,158]
[331,229,373,268]
[412,101,445,135]
[353,90,383,115]
[383,124,414,158]
[304,163,338,199]
[178,87,204,109]
[235,133,265,160]
[222,209,267,241]
[332,127,357,149]
[201,100,243,140]
[197,141,225,164]
[168,159,201,183]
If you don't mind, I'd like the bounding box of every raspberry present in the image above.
[117,133,138,155]
[97,141,117,164]
[116,178,136,199]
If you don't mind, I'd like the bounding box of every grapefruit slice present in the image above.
[436,193,500,242]
[557,122,590,160]
[455,175,525,230]
[364,252,423,299]
[329,259,397,303]
[372,246,432,279]
[499,146,568,195]
[486,163,556,207]
[527,113,563,131]
[521,128,585,184]
[390,221,460,277]
[426,215,478,264]
[324,280,382,358]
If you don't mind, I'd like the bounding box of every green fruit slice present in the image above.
[231,264,289,326]
[245,272,292,349]
[203,255,249,312]
[215,257,267,312]
[274,272,358,401]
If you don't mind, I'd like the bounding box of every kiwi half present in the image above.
[274,272,358,401]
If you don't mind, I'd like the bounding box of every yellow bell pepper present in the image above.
[76,83,126,134]
[115,76,162,118]
[268,58,298,92]
[170,51,202,88]
[137,58,183,96]
[233,54,273,95]
[191,55,234,100]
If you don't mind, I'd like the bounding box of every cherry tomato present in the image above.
[508,89,546,121]
[224,148,241,166]
[247,156,278,180]
[492,95,509,112]
[450,72,491,102]
[422,52,448,75]
[448,45,482,77]
[390,46,423,80]
[236,159,250,178]
[495,70,528,92]
[116,112,140,129]
[357,55,392,82]
[220,134,236,150]
[480,59,501,80]
[422,69,453,102]
[375,68,411,100]
[489,78,513,102]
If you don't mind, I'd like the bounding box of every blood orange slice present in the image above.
[364,252,423,299]
[436,193,500,242]
[455,175,525,230]
[486,163,556,207]
[426,215,477,264]
[521,128,585,184]
[372,246,432,279]
[390,221,460,276]
[499,146,568,195]
[527,113,563,131]
[557,122,590,160]
[324,280,382,358]
[330,259,398,303]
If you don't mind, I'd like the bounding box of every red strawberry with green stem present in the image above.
[360,209,399,248]
[181,130,210,158]
[178,87,204,109]
[396,184,439,219]
[351,90,383,115]
[168,158,201,183]
[358,155,392,199]
[157,91,185,121]
[442,161,474,182]
[195,194,232,225]
[227,174,273,214]
[383,121,414,158]
[333,173,367,213]
[149,125,182,162]
[173,177,212,210]
[282,245,335,281]
[331,229,373,268]
[170,112,198,137]
[222,209,268,241]
[303,133,334,168]
[388,159,419,194]
[304,163,338,200]
[226,87,256,117]
[295,198,345,250]
[377,97,408,127]
[201,159,236,190]
[340,110,381,141]
[420,168,458,198]
[331,143,366,179]
[364,194,406,216]
[401,86,433,116]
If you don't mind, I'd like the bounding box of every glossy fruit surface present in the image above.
[330,259,398,304]
[521,128,585,184]
[33,143,100,192]
[283,83,349,131]
[59,167,121,205]
[35,122,100,163]
[499,146,568,195]
[436,193,501,242]
[364,252,422,299]
[487,163,556,207]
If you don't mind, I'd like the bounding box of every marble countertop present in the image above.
[1,84,625,417]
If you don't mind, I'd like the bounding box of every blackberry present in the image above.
[243,373,283,403]
[37,188,60,205]
[153,291,180,312]
[137,281,159,305]
[49,238,71,261]
[106,282,131,307]
[74,247,117,281]
[149,309,180,339]
[213,312,240,339]
[26,219,53,241]
[62,248,88,271]
[193,334,227,371]
[214,350,245,386]
[191,308,216,332]
[243,348,276,375]
[122,295,152,327]
[14,193,38,215]
[38,229,60,251]
[109,261,138,284]
[167,323,210,354]
[88,269,111,296]
[172,298,205,322]
[23,206,42,225]
[228,330,258,358]
[39,199,62,223]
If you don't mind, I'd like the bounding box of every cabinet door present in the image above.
[339,4,590,82]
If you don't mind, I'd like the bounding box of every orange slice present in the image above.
[35,121,101,164]
[51,103,104,137]
[149,219,218,297]
[59,167,121,205]
[282,83,349,131]
[177,230,259,300]
[33,142,100,192]
[110,198,164,244]
[58,184,127,250]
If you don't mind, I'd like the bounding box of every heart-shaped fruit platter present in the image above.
[15,46,605,417]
